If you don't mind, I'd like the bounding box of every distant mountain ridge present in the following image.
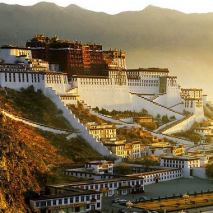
[0,2,213,98]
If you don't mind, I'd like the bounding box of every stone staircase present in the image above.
[134,93,184,116]
[169,102,184,109]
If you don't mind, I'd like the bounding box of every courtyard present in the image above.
[102,177,213,213]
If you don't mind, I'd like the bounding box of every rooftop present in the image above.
[31,187,100,201]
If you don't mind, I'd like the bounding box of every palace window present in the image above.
[64,198,68,204]
[9,73,11,82]
[40,201,46,207]
[47,201,51,206]
[81,196,85,202]
[5,73,7,82]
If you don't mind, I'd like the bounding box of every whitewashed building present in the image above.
[128,168,182,185]
[30,187,102,213]
[160,156,200,178]
[48,177,144,197]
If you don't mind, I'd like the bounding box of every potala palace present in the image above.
[0,34,206,121]
[2,34,213,213]
[0,33,210,159]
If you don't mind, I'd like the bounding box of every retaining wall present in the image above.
[131,94,184,119]
[192,167,207,179]
[1,109,70,134]
[144,129,194,146]
[44,87,118,158]
[162,114,196,134]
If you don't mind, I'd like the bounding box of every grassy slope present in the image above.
[0,86,103,212]
[67,102,106,124]
[0,86,72,129]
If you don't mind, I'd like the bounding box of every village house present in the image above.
[145,142,185,157]
[102,140,144,159]
[86,122,117,142]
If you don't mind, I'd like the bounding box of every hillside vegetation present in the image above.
[68,102,106,124]
[0,115,71,212]
[0,86,103,212]
[0,86,72,129]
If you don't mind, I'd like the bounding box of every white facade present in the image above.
[160,156,200,178]
[128,168,182,185]
[30,189,102,213]
[1,46,32,64]
[195,127,213,137]
[57,177,144,197]
[0,71,70,94]
[85,160,114,174]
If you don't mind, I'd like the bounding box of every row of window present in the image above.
[63,178,142,190]
[46,75,67,84]
[61,97,77,100]
[4,73,42,83]
[144,174,182,182]
[128,83,159,87]
[35,194,101,208]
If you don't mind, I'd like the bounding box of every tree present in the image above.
[115,162,131,175]
[156,114,161,119]
[142,156,157,171]
[162,115,169,124]
[170,115,176,120]
[189,134,201,143]
[183,110,191,116]
[206,136,212,143]
[206,163,213,179]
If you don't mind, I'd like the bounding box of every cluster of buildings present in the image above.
[0,34,211,212]
[194,123,213,143]
[29,152,213,212]
[0,33,207,123]
[86,122,185,159]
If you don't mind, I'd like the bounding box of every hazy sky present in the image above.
[1,0,213,14]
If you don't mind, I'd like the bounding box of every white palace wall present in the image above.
[0,72,44,90]
[44,87,118,158]
[0,72,70,94]
[162,114,196,134]
[144,129,194,146]
[130,94,184,119]
[73,77,185,118]
[76,79,132,111]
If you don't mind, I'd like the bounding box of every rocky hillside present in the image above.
[0,86,103,212]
